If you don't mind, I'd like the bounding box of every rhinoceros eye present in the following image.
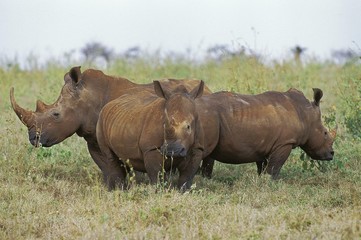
[52,112,60,119]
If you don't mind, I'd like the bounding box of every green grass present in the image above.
[1,54,361,239]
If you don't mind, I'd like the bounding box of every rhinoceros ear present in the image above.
[189,80,204,100]
[154,80,170,100]
[69,66,82,83]
[312,88,323,106]
[64,66,82,85]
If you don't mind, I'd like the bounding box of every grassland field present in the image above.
[0,54,360,239]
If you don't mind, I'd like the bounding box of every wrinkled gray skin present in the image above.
[198,88,335,179]
[10,66,211,188]
[96,81,204,190]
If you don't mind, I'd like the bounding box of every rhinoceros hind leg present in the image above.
[90,142,127,190]
[103,159,127,191]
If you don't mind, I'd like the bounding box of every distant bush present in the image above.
[81,41,114,65]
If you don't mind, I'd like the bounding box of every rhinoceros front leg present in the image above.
[143,150,165,185]
[177,148,203,191]
[256,160,268,175]
[200,156,215,179]
[266,145,293,179]
[87,143,127,190]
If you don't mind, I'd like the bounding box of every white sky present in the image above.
[1,0,360,63]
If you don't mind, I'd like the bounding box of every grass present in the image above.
[0,53,361,239]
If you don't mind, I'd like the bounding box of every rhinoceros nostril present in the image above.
[330,151,334,156]
[179,147,187,157]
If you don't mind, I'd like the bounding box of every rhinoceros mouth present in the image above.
[29,130,60,148]
[29,126,42,148]
[320,153,334,161]
[160,142,187,158]
[310,150,334,161]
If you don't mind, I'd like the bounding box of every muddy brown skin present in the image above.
[10,66,211,187]
[96,81,204,190]
[198,88,335,179]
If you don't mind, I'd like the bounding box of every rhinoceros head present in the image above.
[155,80,204,158]
[10,66,98,147]
[301,88,335,160]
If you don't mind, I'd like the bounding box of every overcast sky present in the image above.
[1,0,360,63]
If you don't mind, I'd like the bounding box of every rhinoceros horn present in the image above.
[329,124,338,140]
[36,99,50,113]
[10,87,35,128]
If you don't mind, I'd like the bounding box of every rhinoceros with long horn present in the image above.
[10,66,211,186]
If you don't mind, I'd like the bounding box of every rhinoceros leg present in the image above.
[256,160,268,175]
[104,159,127,190]
[143,150,165,185]
[266,145,293,179]
[87,143,107,170]
[87,143,127,190]
[200,156,215,179]
[177,148,203,191]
